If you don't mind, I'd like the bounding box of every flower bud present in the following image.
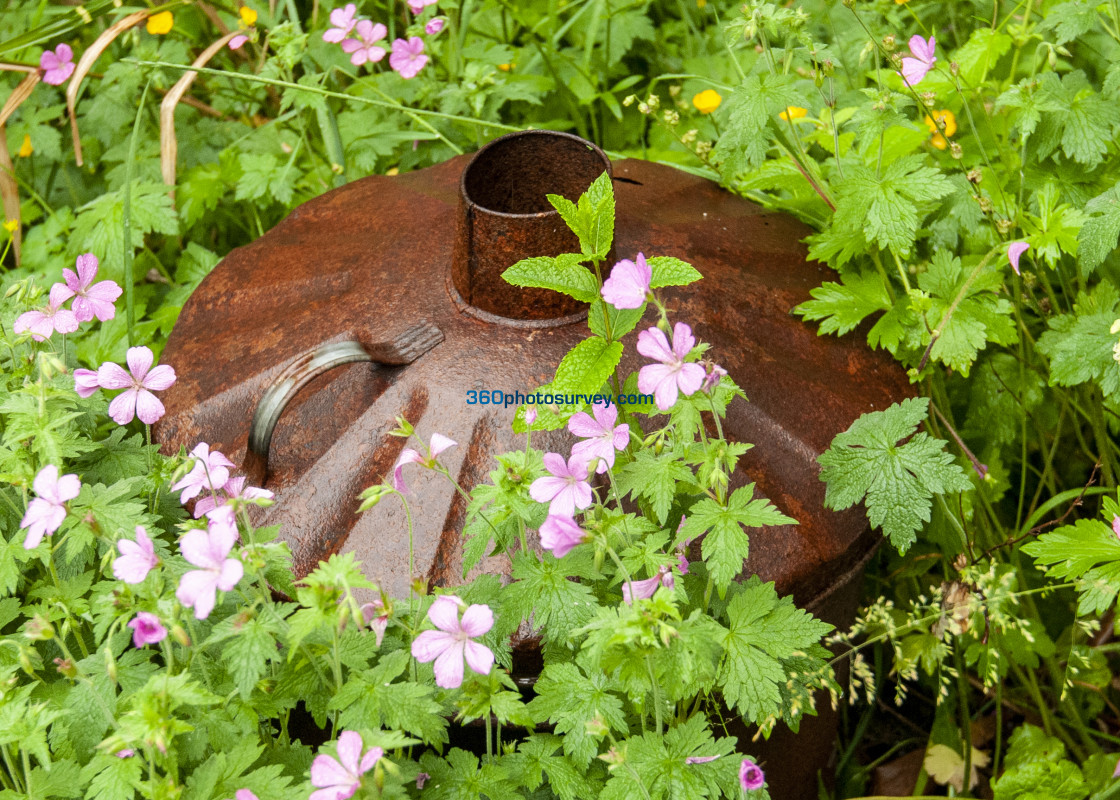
[171,625,191,647]
[966,168,982,184]
[54,657,77,679]
[26,614,55,641]
[949,142,963,159]
[105,648,118,684]
[585,715,609,738]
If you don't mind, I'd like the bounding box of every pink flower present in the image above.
[637,323,705,411]
[600,253,651,309]
[621,565,673,604]
[115,749,135,758]
[97,346,177,425]
[360,598,390,647]
[1008,241,1029,275]
[39,44,75,85]
[229,34,249,49]
[569,401,629,474]
[416,773,430,789]
[322,3,358,42]
[234,792,258,800]
[539,514,587,558]
[676,517,691,574]
[128,612,167,647]
[701,363,727,393]
[175,517,243,619]
[685,755,720,764]
[172,442,235,504]
[14,284,80,341]
[392,433,456,493]
[899,35,936,87]
[311,731,383,800]
[390,37,428,79]
[114,526,158,583]
[408,0,438,13]
[20,465,81,549]
[57,253,121,322]
[524,407,537,426]
[425,17,445,34]
[411,595,494,689]
[74,368,100,398]
[341,20,388,66]
[529,453,593,517]
[740,758,765,790]
[193,475,273,518]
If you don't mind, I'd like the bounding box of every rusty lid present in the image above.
[154,131,910,613]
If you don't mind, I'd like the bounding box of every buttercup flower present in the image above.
[97,346,177,425]
[173,442,235,504]
[740,758,765,790]
[924,109,957,149]
[539,514,588,558]
[175,517,243,619]
[621,565,674,604]
[601,252,651,309]
[311,731,383,800]
[390,37,428,79]
[360,597,390,646]
[569,402,629,473]
[239,6,258,25]
[412,595,494,688]
[425,17,445,34]
[408,0,438,13]
[342,19,388,66]
[322,3,358,42]
[529,453,593,517]
[57,253,122,322]
[20,465,81,549]
[128,612,167,647]
[392,433,456,493]
[637,322,706,411]
[40,44,75,85]
[14,284,79,341]
[899,35,936,86]
[1008,241,1029,275]
[73,368,100,398]
[193,475,273,518]
[779,106,807,121]
[146,11,174,34]
[18,135,32,158]
[692,89,721,114]
[114,526,159,583]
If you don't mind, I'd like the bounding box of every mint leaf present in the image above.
[679,485,795,591]
[551,336,624,394]
[502,253,600,303]
[647,256,702,288]
[818,397,973,553]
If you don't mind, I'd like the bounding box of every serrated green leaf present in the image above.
[502,254,599,303]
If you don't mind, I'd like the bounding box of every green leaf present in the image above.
[507,550,599,646]
[550,171,615,258]
[818,397,973,553]
[679,485,795,591]
[647,256,702,288]
[1078,183,1120,276]
[616,449,694,525]
[1037,283,1120,401]
[224,617,281,700]
[588,298,645,340]
[551,336,624,394]
[953,28,1012,84]
[796,269,892,336]
[527,663,626,768]
[502,253,600,303]
[1023,518,1120,615]
[713,73,798,176]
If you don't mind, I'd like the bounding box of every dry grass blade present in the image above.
[66,9,148,166]
[0,71,40,128]
[160,29,243,188]
[0,122,22,264]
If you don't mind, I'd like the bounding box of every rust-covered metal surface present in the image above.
[154,130,911,798]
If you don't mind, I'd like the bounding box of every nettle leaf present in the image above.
[719,577,833,726]
[818,397,973,553]
[1078,182,1120,276]
[796,269,892,336]
[680,485,795,592]
[647,256,702,288]
[1023,518,1120,615]
[527,662,627,769]
[1037,282,1120,401]
[507,550,599,646]
[919,251,1018,376]
[502,253,599,303]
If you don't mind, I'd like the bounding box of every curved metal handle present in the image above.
[245,322,444,480]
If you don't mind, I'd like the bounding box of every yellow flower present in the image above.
[924,109,957,150]
[779,106,808,121]
[895,0,910,4]
[692,89,722,114]
[386,167,399,176]
[498,63,513,71]
[239,6,258,26]
[146,10,174,34]
[2,220,17,233]
[697,0,707,7]
[18,135,32,158]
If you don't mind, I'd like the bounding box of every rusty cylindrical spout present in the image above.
[451,130,612,320]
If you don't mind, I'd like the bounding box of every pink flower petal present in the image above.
[126,346,154,382]
[74,368,100,398]
[429,433,457,457]
[677,362,706,397]
[463,640,494,676]
[670,322,696,360]
[107,389,139,425]
[411,629,456,663]
[98,362,134,390]
[459,603,494,637]
[432,639,466,688]
[427,595,463,633]
[216,558,243,591]
[636,327,674,363]
[358,746,383,774]
[1007,241,1029,275]
[134,389,166,424]
[176,569,219,619]
[311,753,354,790]
[335,731,364,777]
